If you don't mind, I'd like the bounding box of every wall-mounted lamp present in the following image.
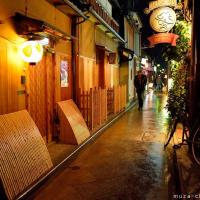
[38,37,49,46]
[20,40,44,64]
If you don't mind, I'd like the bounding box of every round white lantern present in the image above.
[20,41,43,63]
[150,7,176,32]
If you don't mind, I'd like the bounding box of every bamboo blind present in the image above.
[0,110,53,200]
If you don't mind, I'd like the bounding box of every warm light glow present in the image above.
[141,58,148,65]
[38,38,49,46]
[150,7,176,32]
[168,78,173,90]
[20,41,43,63]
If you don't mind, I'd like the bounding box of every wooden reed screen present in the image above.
[0,110,53,200]
[57,100,90,145]
[78,85,126,130]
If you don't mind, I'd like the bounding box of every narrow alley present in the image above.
[1,1,200,200]
[28,92,169,200]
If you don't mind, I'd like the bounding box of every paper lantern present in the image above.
[20,41,43,63]
[150,7,176,32]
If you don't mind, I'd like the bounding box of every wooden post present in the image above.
[114,86,116,114]
[99,87,101,125]
[105,88,107,120]
[86,90,89,127]
[90,88,93,130]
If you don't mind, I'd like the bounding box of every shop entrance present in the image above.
[27,52,55,143]
[96,48,105,88]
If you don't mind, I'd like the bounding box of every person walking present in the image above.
[134,70,147,111]
[156,76,163,92]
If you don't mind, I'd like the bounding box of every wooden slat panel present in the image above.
[57,100,90,144]
[0,110,53,200]
[28,57,47,140]
[79,56,96,91]
[0,38,26,115]
[27,52,56,143]
[0,40,8,114]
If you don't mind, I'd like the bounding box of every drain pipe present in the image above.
[72,16,88,103]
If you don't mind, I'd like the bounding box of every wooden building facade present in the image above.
[0,0,142,143]
[0,0,76,143]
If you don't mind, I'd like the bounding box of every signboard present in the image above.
[148,33,179,47]
[60,60,69,87]
[150,7,177,32]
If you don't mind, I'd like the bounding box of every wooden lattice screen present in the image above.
[0,110,53,200]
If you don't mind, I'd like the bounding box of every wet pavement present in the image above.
[28,91,170,200]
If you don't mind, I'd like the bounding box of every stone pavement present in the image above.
[28,91,170,200]
[170,136,200,199]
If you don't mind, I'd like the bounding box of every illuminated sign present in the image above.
[20,41,43,63]
[148,33,179,47]
[150,7,176,32]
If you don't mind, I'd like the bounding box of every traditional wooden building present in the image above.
[119,12,142,104]
[0,0,142,141]
[76,0,124,91]
[0,0,87,143]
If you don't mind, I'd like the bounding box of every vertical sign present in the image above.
[60,60,68,87]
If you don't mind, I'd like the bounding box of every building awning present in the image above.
[96,45,114,53]
[46,0,88,19]
[119,47,134,62]
[96,45,116,64]
[12,12,77,41]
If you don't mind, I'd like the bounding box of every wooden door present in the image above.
[96,49,105,88]
[27,52,55,143]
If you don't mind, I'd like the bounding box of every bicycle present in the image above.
[164,109,190,149]
[164,108,200,167]
[192,126,200,166]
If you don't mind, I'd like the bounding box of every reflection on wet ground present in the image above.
[30,91,170,200]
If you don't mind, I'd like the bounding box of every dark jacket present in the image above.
[134,74,147,92]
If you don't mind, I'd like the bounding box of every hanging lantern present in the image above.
[20,41,43,63]
[150,7,177,32]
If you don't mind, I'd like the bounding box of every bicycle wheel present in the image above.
[192,127,200,166]
[164,118,178,148]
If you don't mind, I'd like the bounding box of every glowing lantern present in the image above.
[150,7,176,32]
[20,41,43,63]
